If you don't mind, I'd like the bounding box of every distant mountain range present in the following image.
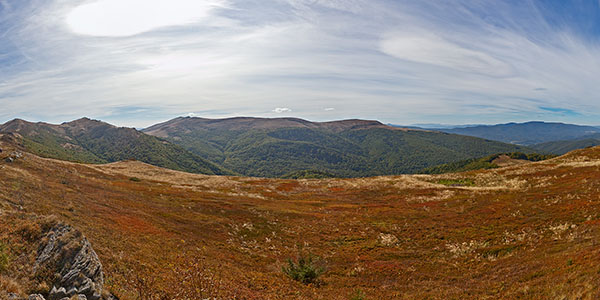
[393,123,484,130]
[390,121,600,155]
[531,134,600,155]
[142,116,531,177]
[429,121,600,146]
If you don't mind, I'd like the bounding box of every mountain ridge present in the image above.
[142,116,533,177]
[0,117,229,175]
[144,116,416,137]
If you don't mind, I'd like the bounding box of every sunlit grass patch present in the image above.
[479,244,520,259]
[436,178,475,187]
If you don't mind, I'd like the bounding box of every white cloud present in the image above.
[380,31,513,77]
[324,107,335,111]
[273,107,292,113]
[66,0,226,37]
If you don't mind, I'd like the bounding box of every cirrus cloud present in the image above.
[380,31,514,77]
[1,0,600,127]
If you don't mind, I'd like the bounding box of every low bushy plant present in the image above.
[349,289,366,300]
[282,251,325,285]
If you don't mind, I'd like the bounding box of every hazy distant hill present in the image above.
[532,133,600,155]
[439,121,600,145]
[0,118,228,175]
[143,116,532,177]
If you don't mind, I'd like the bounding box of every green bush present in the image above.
[0,243,9,273]
[349,289,366,300]
[282,252,325,285]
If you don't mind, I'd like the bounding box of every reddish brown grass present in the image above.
[1,143,600,298]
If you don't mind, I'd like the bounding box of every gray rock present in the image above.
[35,224,105,300]
[66,288,78,297]
[3,151,23,163]
[7,293,19,300]
[49,287,67,300]
[104,294,118,300]
[28,295,46,300]
[77,280,92,295]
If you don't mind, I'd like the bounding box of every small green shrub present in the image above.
[129,177,141,182]
[282,252,325,285]
[0,243,9,273]
[349,289,366,300]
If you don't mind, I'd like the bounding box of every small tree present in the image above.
[282,251,325,285]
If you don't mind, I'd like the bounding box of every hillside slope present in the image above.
[0,118,228,175]
[1,139,600,298]
[533,134,600,155]
[421,152,555,174]
[143,116,532,177]
[439,121,600,145]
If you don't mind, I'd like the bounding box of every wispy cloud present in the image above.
[1,0,600,127]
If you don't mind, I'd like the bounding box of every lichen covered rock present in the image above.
[34,225,105,300]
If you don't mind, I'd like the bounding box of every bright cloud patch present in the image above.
[66,0,224,37]
[380,32,512,76]
[273,108,292,113]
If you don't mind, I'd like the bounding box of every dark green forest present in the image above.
[143,119,534,177]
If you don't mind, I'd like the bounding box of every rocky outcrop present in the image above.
[34,224,106,300]
[4,151,23,163]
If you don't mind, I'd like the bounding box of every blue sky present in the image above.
[1,0,600,127]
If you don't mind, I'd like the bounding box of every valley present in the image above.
[1,135,600,299]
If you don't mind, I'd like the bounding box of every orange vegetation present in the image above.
[1,142,600,299]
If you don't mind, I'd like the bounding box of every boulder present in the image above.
[28,295,46,300]
[34,224,105,300]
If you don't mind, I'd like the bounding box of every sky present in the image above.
[1,0,600,128]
